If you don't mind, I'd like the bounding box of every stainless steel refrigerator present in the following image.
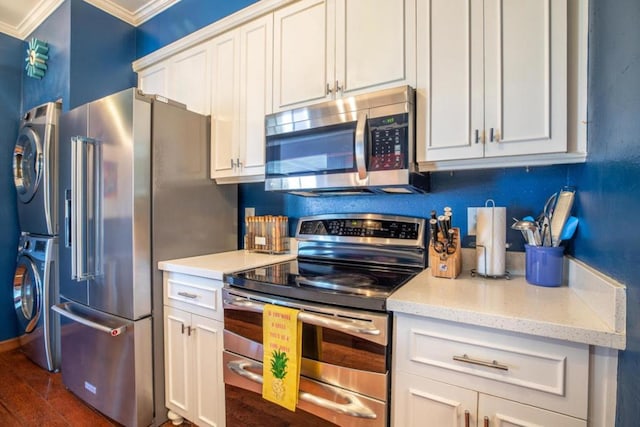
[52,88,237,427]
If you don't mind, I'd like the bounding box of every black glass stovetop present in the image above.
[225,259,418,312]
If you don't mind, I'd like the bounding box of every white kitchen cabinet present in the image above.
[393,314,589,426]
[210,14,272,183]
[163,272,225,427]
[273,0,415,111]
[138,62,169,98]
[417,0,584,170]
[395,372,585,427]
[137,43,211,115]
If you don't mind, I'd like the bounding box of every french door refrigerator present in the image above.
[52,88,237,426]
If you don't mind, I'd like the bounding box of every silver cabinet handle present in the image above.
[326,83,333,95]
[335,80,343,94]
[475,129,480,144]
[52,302,127,337]
[230,158,234,169]
[227,359,377,419]
[453,354,509,371]
[224,297,380,337]
[354,112,368,180]
[237,158,242,169]
[177,291,199,299]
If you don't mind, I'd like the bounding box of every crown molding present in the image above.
[133,0,295,71]
[84,0,180,26]
[8,0,65,40]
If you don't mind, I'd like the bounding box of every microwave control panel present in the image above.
[368,113,409,171]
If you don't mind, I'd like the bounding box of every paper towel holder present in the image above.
[470,199,511,280]
[470,244,511,280]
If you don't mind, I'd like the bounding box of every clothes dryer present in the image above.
[13,102,61,236]
[13,233,60,371]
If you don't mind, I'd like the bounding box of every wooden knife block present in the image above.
[429,227,462,279]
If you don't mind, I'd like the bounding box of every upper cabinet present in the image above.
[210,14,273,183]
[138,43,211,115]
[417,0,587,171]
[273,0,416,111]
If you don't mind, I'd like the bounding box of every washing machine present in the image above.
[13,233,60,371]
[13,101,61,236]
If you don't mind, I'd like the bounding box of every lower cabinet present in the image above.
[393,314,589,427]
[163,272,225,427]
[394,371,585,427]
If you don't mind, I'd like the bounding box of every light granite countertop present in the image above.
[158,250,296,281]
[388,249,626,350]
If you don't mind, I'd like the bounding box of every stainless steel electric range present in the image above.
[223,213,427,427]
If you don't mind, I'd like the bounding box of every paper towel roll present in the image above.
[476,205,506,276]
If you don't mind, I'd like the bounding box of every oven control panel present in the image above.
[298,218,421,240]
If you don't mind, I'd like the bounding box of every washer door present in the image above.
[14,255,42,334]
[13,126,43,203]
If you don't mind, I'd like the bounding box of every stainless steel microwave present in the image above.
[264,86,429,196]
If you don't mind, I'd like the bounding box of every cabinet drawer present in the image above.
[163,272,223,320]
[394,314,589,419]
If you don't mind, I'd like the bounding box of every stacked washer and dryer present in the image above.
[12,101,62,371]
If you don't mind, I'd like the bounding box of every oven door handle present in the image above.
[228,359,377,419]
[224,297,381,336]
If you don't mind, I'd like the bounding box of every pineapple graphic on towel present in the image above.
[262,304,302,411]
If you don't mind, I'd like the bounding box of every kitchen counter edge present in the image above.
[388,253,626,350]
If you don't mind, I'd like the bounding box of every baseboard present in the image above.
[0,337,21,353]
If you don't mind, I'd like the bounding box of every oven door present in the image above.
[223,287,389,426]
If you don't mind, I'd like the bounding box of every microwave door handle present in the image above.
[223,297,381,337]
[354,112,368,180]
[227,359,377,419]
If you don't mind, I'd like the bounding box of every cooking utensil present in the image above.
[551,188,575,246]
[511,219,540,246]
[559,216,579,242]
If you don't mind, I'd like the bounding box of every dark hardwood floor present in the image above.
[0,348,182,427]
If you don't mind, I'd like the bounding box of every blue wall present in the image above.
[574,1,640,425]
[0,32,24,340]
[23,0,136,112]
[136,0,258,58]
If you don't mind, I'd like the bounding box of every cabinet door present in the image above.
[237,14,273,179]
[273,0,332,110]
[483,0,567,157]
[138,63,169,98]
[169,44,211,115]
[478,394,586,427]
[416,0,484,162]
[164,306,192,417]
[210,30,240,179]
[393,371,477,427]
[335,0,415,97]
[192,314,225,427]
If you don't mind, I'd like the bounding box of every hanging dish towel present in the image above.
[262,304,302,411]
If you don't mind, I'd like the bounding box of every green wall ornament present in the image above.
[25,38,49,79]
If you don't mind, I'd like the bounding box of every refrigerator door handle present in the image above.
[71,136,103,281]
[52,302,128,336]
